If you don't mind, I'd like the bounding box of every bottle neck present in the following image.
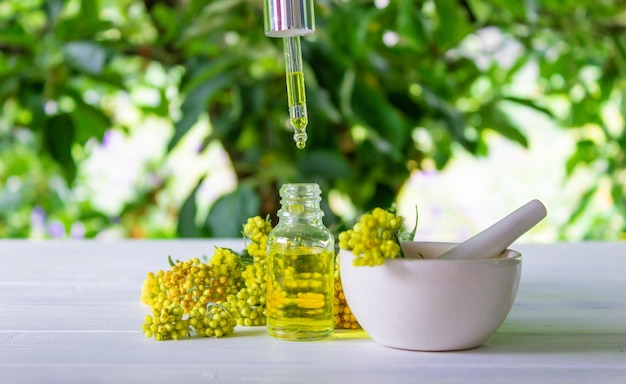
[277,183,324,224]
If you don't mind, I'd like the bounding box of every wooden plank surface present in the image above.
[0,240,625,384]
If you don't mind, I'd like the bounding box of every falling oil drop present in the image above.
[293,130,308,150]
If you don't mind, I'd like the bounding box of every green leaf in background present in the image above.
[79,0,100,24]
[465,0,491,25]
[566,139,600,175]
[0,72,20,103]
[433,0,473,50]
[296,150,352,179]
[149,3,182,45]
[70,97,110,145]
[177,179,204,238]
[563,186,597,230]
[169,60,237,151]
[205,185,260,238]
[0,25,37,53]
[351,81,408,158]
[395,0,428,51]
[62,41,107,75]
[421,86,467,145]
[52,0,112,41]
[481,101,529,148]
[44,0,65,25]
[502,96,555,119]
[43,113,76,183]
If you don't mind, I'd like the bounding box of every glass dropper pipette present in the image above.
[263,0,315,149]
[283,35,308,149]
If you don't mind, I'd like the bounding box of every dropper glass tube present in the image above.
[283,36,308,149]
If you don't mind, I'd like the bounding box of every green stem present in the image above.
[395,232,406,259]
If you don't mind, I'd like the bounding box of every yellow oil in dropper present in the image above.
[283,36,308,149]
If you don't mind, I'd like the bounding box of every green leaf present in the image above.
[351,81,408,154]
[398,204,419,242]
[465,0,492,24]
[566,139,599,175]
[205,186,260,238]
[79,0,100,25]
[308,86,341,124]
[571,99,602,127]
[45,0,65,24]
[63,41,107,75]
[0,75,20,102]
[609,29,626,63]
[422,87,466,144]
[433,0,473,50]
[168,255,178,267]
[181,0,246,41]
[483,103,528,148]
[503,52,533,84]
[43,113,76,183]
[150,3,182,45]
[70,98,110,145]
[396,0,427,50]
[240,251,254,267]
[0,25,37,52]
[180,58,237,93]
[296,150,352,179]
[177,179,204,238]
[502,96,555,118]
[169,64,236,151]
[565,186,597,227]
[338,69,356,118]
[597,62,617,103]
[53,0,112,41]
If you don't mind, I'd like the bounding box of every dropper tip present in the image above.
[294,131,308,149]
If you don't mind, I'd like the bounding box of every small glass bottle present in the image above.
[266,183,335,341]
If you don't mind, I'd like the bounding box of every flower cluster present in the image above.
[338,208,405,266]
[140,216,273,340]
[141,254,241,340]
[222,216,272,326]
[333,258,360,329]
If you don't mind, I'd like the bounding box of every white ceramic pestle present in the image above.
[436,199,547,260]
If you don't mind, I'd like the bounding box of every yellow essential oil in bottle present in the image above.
[266,183,335,341]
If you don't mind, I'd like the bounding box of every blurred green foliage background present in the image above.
[1,0,625,240]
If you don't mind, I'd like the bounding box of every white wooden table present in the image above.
[1,240,625,383]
